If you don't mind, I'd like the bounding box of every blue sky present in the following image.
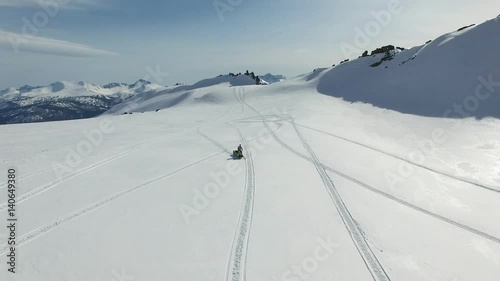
[0,0,499,88]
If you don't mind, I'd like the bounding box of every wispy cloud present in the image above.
[0,0,104,9]
[294,48,310,54]
[0,30,118,57]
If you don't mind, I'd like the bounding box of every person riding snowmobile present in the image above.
[233,144,244,159]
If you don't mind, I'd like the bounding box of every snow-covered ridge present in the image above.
[105,73,269,114]
[0,79,165,101]
[106,16,500,119]
[311,16,500,119]
[0,80,166,124]
[259,73,287,84]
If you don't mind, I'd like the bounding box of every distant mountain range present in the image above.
[0,73,287,125]
[0,80,164,124]
[259,73,287,84]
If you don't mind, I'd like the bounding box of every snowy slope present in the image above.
[105,74,264,114]
[317,16,500,118]
[1,17,500,281]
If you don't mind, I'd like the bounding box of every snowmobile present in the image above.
[232,145,244,159]
[232,149,244,159]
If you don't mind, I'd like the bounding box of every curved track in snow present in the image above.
[225,127,256,281]
[292,121,392,281]
[0,169,45,189]
[0,144,130,190]
[0,151,224,255]
[322,164,500,244]
[251,117,500,244]
[234,87,500,258]
[253,114,500,244]
[234,88,500,244]
[235,88,391,280]
[0,135,172,212]
[294,122,500,194]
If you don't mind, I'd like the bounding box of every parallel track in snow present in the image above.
[322,164,500,244]
[294,122,500,194]
[0,151,224,255]
[225,128,256,281]
[197,128,232,154]
[0,144,130,190]
[0,135,171,212]
[292,121,392,281]
[276,121,500,244]
[196,91,249,155]
[235,88,500,279]
[235,89,390,280]
[232,88,500,245]
[0,169,45,189]
[254,114,500,244]
[250,114,500,244]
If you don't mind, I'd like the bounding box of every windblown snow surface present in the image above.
[1,17,500,281]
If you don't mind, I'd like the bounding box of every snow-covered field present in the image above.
[1,17,500,281]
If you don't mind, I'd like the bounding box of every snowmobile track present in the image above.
[225,128,256,281]
[260,116,500,244]
[197,127,232,154]
[196,93,248,154]
[292,121,392,281]
[0,135,172,212]
[0,144,130,190]
[234,88,390,281]
[324,166,500,244]
[0,168,46,189]
[233,88,500,245]
[0,151,224,255]
[294,123,500,194]
[235,87,500,268]
[269,119,500,244]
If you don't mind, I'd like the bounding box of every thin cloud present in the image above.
[0,30,118,57]
[0,0,104,9]
[294,48,310,54]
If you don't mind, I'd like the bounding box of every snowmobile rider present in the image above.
[237,144,243,154]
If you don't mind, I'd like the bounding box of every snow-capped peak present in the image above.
[259,73,287,84]
[0,80,165,101]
